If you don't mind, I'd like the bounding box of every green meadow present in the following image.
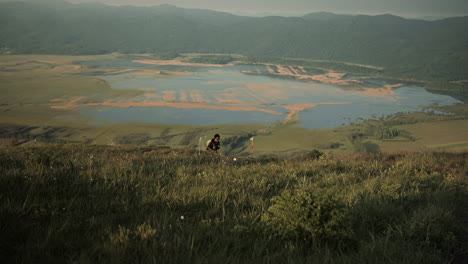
[1,145,467,262]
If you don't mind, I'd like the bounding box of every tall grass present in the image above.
[1,145,466,263]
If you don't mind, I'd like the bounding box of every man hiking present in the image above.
[206,134,221,152]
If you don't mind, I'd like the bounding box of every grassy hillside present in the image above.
[1,144,467,263]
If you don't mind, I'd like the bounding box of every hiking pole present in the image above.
[250,137,254,155]
[198,136,206,156]
[198,136,202,156]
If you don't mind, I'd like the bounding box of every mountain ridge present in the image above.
[0,1,467,82]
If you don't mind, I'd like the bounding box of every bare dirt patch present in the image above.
[244,83,288,103]
[144,93,159,99]
[206,81,244,86]
[282,102,352,112]
[189,90,205,103]
[50,97,284,115]
[127,69,161,76]
[213,95,244,105]
[179,91,188,102]
[133,59,237,67]
[280,102,352,123]
[362,84,402,97]
[308,72,362,86]
[52,96,87,109]
[162,91,177,101]
[246,64,365,87]
[138,88,157,91]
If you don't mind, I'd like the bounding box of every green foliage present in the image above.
[306,149,324,160]
[0,145,466,262]
[263,188,353,245]
[425,81,468,103]
[188,55,234,64]
[375,127,415,140]
[406,206,458,250]
[346,132,380,152]
[353,141,380,152]
[152,51,180,60]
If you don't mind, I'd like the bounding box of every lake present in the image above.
[59,59,461,129]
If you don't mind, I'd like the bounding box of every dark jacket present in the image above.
[206,139,220,152]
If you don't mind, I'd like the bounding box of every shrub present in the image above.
[375,128,415,140]
[262,188,353,246]
[306,149,324,160]
[153,51,180,60]
[188,55,234,65]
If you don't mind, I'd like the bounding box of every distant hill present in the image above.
[302,12,354,21]
[0,1,467,81]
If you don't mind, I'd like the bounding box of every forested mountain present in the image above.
[1,1,467,81]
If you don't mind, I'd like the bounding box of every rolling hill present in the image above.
[0,1,467,83]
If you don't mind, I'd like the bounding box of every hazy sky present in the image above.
[9,0,468,17]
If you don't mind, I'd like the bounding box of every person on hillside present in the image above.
[206,134,221,152]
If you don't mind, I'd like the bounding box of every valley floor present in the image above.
[1,54,467,155]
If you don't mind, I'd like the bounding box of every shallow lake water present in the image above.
[62,60,461,129]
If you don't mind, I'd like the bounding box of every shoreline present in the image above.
[50,96,355,124]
